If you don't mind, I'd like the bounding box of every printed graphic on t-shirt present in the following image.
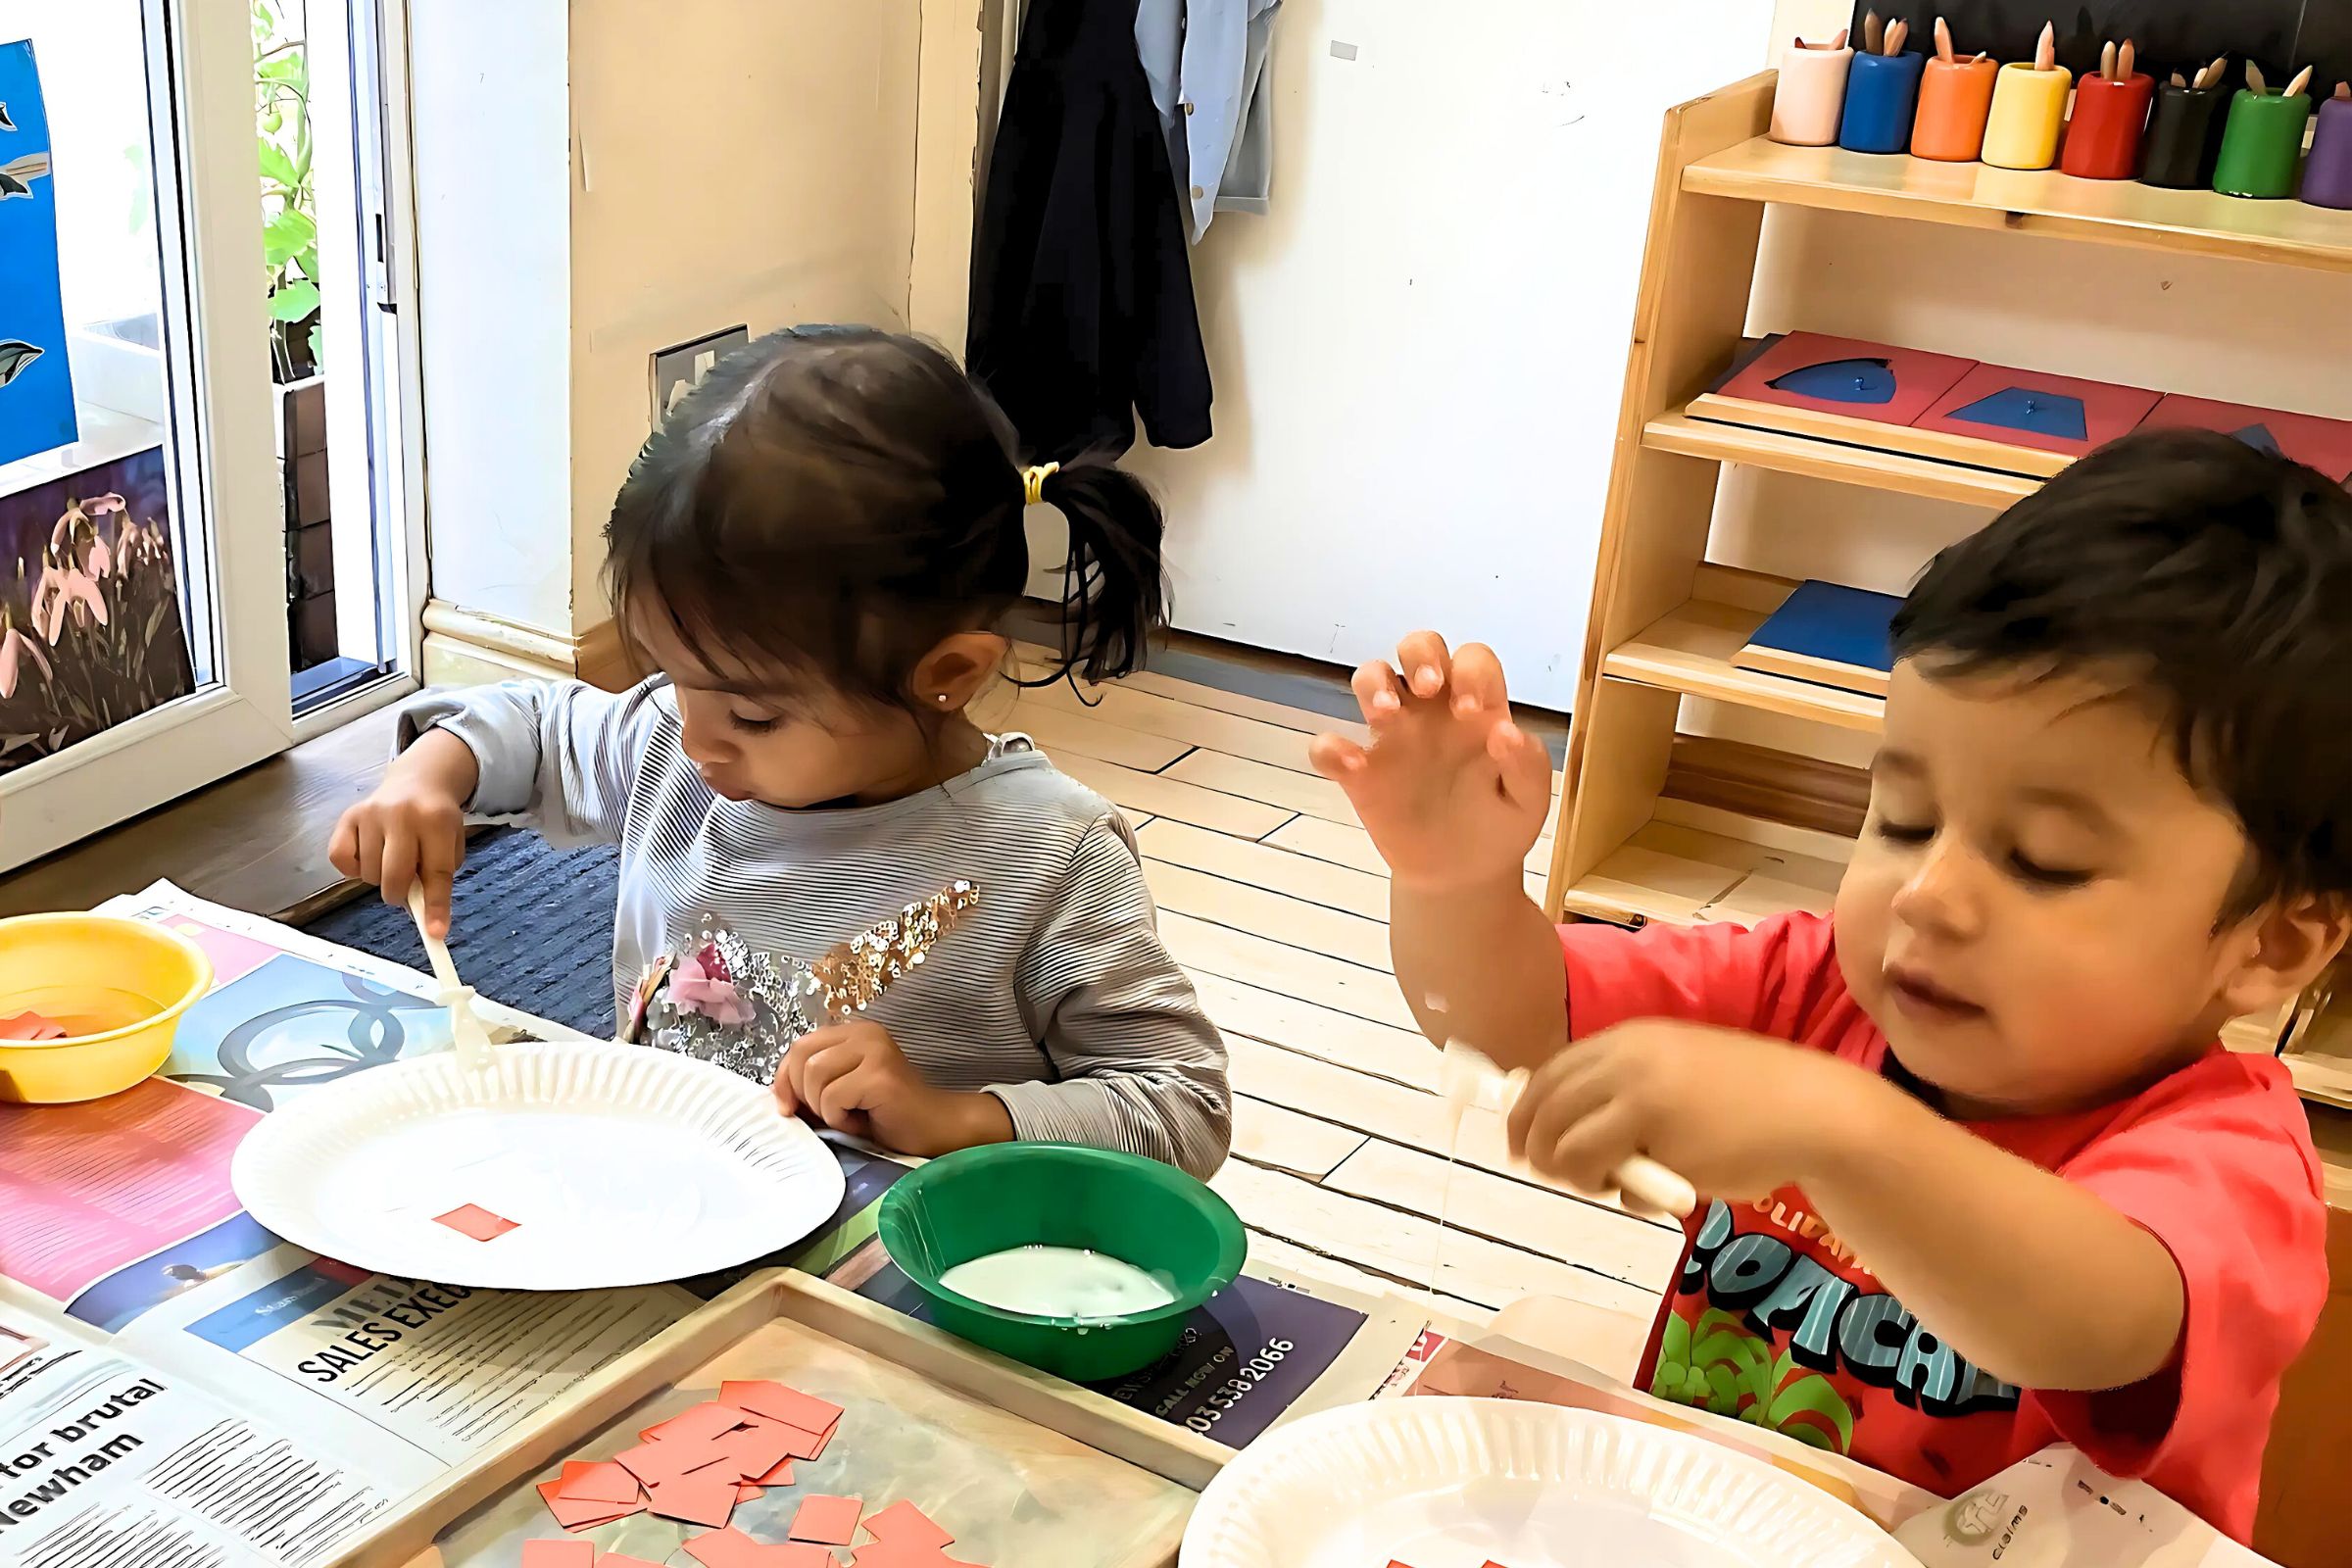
[1644,1194,2021,1458]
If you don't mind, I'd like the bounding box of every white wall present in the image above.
[565,0,926,626]
[408,0,573,636]
[1091,0,1770,710]
[411,1,939,650]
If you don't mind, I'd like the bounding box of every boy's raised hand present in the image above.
[1309,632,1553,891]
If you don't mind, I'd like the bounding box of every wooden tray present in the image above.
[331,1269,1226,1568]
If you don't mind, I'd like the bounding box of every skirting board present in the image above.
[419,600,640,692]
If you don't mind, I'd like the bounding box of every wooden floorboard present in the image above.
[1164,751,1360,825]
[1138,819,1389,921]
[1054,753,1293,840]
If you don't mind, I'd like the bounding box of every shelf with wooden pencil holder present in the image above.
[1544,68,2343,1076]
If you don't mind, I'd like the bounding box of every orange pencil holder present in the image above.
[1983,62,2072,170]
[1912,56,1999,161]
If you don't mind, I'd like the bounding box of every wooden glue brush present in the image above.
[1439,1040,1698,1220]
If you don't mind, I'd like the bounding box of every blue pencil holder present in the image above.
[1839,50,1926,154]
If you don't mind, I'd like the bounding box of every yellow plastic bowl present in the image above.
[0,913,213,1103]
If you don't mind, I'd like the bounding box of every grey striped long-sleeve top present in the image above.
[399,678,1232,1178]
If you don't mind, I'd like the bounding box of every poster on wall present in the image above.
[0,445,196,774]
[0,39,80,469]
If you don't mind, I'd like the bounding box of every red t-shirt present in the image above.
[1559,910,2327,1541]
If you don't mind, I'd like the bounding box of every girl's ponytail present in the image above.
[1030,456,1168,685]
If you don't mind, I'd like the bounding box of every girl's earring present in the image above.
[934,693,951,705]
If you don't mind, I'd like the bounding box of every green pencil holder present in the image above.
[2214,88,2313,198]
[877,1142,1247,1382]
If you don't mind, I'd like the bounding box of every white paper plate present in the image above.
[1182,1398,1922,1568]
[230,1039,846,1290]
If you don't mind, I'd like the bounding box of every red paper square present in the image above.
[1913,363,2162,457]
[722,1379,844,1436]
[1714,331,1979,428]
[710,1418,798,1481]
[736,1481,763,1502]
[862,1499,954,1550]
[614,1439,727,1486]
[789,1494,864,1545]
[642,1400,753,1446]
[776,1547,846,1568]
[750,1457,796,1487]
[433,1203,518,1241]
[681,1526,765,1568]
[535,1478,639,1532]
[777,1422,834,1462]
[646,1468,742,1529]
[853,1546,952,1568]
[2137,393,2352,483]
[520,1542,595,1568]
[553,1459,641,1506]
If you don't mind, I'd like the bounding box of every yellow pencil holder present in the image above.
[0,913,213,1103]
[1983,62,2073,170]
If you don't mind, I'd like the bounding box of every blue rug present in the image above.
[300,828,621,1037]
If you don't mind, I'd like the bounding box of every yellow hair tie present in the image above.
[1022,462,1059,507]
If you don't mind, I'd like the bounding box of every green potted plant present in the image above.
[254,0,334,670]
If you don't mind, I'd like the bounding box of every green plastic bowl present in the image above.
[877,1143,1247,1382]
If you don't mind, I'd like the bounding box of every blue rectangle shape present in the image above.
[1747,579,1902,674]
[187,1262,360,1353]
[0,39,81,467]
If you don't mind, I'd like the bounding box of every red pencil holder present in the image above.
[2061,72,2155,179]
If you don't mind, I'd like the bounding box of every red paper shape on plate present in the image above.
[2136,393,2352,483]
[1913,364,2162,457]
[1714,331,1979,428]
[646,1468,742,1529]
[721,1380,845,1436]
[789,1494,864,1545]
[749,1456,796,1488]
[862,1499,954,1550]
[433,1203,518,1242]
[519,1542,595,1568]
[553,1459,642,1506]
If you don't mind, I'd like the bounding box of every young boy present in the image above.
[1312,430,2350,1539]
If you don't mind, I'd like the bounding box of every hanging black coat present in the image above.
[968,0,1212,462]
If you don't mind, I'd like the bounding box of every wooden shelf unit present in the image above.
[1682,135,2352,274]
[1543,70,2352,974]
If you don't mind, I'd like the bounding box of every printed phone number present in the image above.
[1181,1340,1294,1435]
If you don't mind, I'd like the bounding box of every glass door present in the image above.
[0,0,297,870]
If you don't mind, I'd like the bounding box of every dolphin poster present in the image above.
[0,39,79,468]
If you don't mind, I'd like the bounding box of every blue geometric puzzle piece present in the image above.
[1949,386,2087,442]
[1767,357,1898,405]
[2230,423,2282,456]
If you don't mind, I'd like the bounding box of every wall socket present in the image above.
[649,324,750,424]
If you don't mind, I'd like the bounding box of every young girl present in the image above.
[329,325,1231,1179]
